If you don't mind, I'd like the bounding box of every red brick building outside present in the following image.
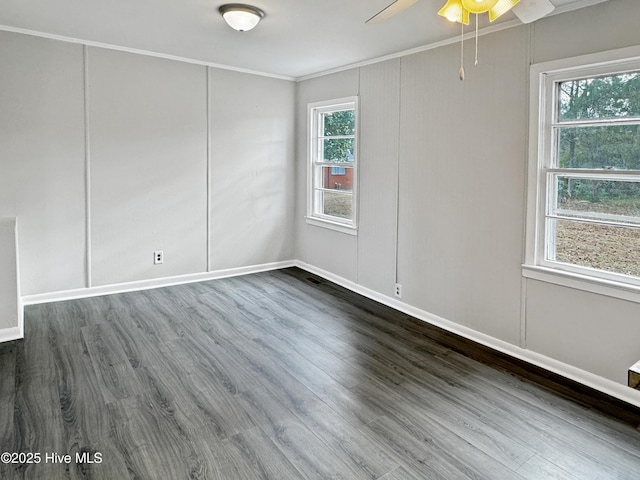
[323,166,353,191]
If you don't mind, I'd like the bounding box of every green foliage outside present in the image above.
[558,73,640,204]
[559,72,640,121]
[555,72,640,278]
[322,109,355,162]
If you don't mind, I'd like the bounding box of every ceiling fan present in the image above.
[366,0,556,80]
[365,0,555,25]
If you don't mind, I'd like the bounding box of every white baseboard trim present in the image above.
[295,260,640,409]
[16,258,640,408]
[16,219,23,344]
[22,260,296,306]
[0,326,23,343]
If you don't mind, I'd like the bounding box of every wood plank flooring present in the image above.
[1,267,640,479]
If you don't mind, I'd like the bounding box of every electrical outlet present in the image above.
[154,250,164,265]
[395,283,402,298]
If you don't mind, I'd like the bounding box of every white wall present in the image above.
[2,0,639,401]
[88,48,208,286]
[295,0,640,389]
[397,27,528,345]
[295,69,360,280]
[523,0,640,385]
[357,59,401,296]
[209,68,295,270]
[525,279,640,383]
[296,26,528,345]
[0,218,19,335]
[0,32,87,295]
[0,31,296,303]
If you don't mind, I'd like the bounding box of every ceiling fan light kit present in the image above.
[437,0,521,80]
[438,0,520,24]
[438,0,470,25]
[460,0,499,15]
[368,0,557,80]
[489,0,523,21]
[219,4,265,32]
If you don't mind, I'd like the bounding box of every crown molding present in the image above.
[0,24,296,82]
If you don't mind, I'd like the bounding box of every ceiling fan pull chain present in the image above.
[475,13,479,66]
[459,20,465,81]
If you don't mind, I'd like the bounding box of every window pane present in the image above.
[553,176,640,224]
[558,73,640,121]
[557,125,640,169]
[322,109,355,136]
[551,218,640,277]
[309,99,357,229]
[322,138,354,163]
[320,191,352,220]
[321,166,353,191]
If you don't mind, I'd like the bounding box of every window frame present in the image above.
[525,46,640,301]
[306,97,359,235]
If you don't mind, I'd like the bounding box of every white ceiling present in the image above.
[0,0,606,79]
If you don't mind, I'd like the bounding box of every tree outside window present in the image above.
[307,98,358,233]
[539,68,640,282]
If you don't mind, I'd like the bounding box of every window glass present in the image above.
[321,191,353,220]
[307,98,358,231]
[557,125,640,169]
[531,61,640,286]
[322,166,352,189]
[322,110,355,136]
[550,219,640,277]
[558,73,640,121]
[552,176,640,224]
[322,138,355,162]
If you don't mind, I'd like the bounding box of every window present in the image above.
[307,97,358,234]
[526,52,640,293]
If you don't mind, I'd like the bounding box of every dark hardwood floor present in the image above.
[1,267,640,479]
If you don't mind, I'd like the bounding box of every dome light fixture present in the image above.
[219,4,265,32]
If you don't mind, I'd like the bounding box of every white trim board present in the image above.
[14,255,640,408]
[22,260,295,306]
[0,25,296,82]
[0,218,22,343]
[294,259,640,409]
[296,19,521,82]
[0,326,23,343]
[15,218,23,341]
[0,0,606,83]
[296,0,609,82]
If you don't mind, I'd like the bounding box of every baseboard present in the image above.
[0,326,23,343]
[22,260,296,306]
[17,256,640,409]
[294,260,640,410]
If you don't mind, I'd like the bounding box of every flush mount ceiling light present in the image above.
[219,4,265,32]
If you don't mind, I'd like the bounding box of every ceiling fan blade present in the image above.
[512,0,555,23]
[365,0,421,24]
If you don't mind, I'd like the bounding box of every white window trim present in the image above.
[306,97,359,235]
[524,45,640,303]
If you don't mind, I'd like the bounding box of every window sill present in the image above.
[305,216,357,236]
[522,264,640,304]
